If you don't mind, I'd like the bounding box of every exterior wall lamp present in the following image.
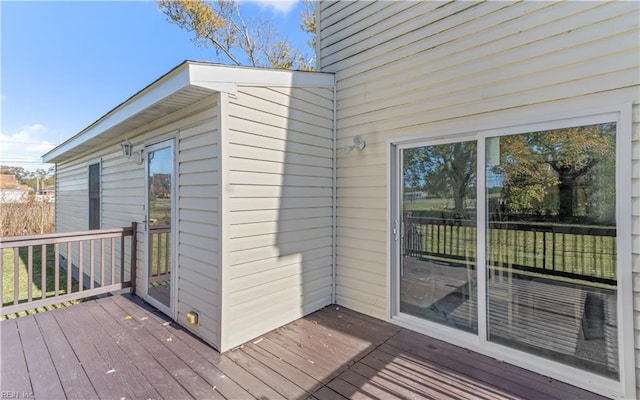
[344,135,366,154]
[120,139,144,165]
[121,139,133,158]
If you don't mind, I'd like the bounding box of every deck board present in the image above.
[98,296,223,399]
[33,312,98,399]
[0,293,609,400]
[82,299,194,400]
[15,316,66,399]
[1,319,34,396]
[54,303,161,400]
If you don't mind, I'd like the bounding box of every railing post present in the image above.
[130,222,137,294]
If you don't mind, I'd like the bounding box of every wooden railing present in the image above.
[404,216,616,286]
[149,224,170,283]
[1,223,137,316]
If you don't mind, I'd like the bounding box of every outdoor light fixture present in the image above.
[121,139,133,158]
[344,135,366,155]
[120,139,144,165]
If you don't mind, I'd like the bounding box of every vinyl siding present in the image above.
[54,96,221,348]
[223,86,334,349]
[55,162,92,233]
[176,101,221,348]
[319,0,639,396]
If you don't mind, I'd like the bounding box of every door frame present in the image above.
[144,137,178,319]
[387,103,635,398]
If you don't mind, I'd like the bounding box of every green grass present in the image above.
[2,246,81,319]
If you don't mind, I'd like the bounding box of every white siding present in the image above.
[176,100,221,349]
[223,86,334,349]
[55,162,92,233]
[320,0,639,396]
[54,96,222,348]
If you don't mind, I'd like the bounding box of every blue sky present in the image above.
[1,0,310,171]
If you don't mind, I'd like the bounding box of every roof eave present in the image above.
[42,62,334,164]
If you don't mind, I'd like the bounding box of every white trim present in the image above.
[387,103,635,399]
[314,0,322,70]
[331,85,337,304]
[476,135,488,346]
[218,92,231,352]
[615,103,635,399]
[189,63,334,89]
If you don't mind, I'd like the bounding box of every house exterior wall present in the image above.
[174,98,221,348]
[318,0,639,397]
[221,85,335,350]
[54,96,222,348]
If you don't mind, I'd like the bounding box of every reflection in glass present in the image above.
[486,123,618,379]
[147,146,173,308]
[400,141,478,333]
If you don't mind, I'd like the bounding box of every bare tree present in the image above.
[158,0,315,70]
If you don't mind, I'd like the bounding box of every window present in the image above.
[89,163,100,229]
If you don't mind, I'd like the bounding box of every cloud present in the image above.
[0,124,57,170]
[251,0,298,15]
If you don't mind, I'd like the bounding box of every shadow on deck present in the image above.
[1,294,606,400]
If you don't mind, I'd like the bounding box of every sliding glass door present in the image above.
[399,141,478,333]
[394,120,620,383]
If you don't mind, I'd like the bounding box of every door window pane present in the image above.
[400,141,478,333]
[148,145,173,309]
[485,123,618,379]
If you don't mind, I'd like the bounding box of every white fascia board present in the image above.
[188,62,335,89]
[43,63,194,163]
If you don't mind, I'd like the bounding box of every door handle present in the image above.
[393,219,399,241]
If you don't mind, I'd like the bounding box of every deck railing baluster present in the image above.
[13,247,19,305]
[111,237,116,285]
[27,247,33,302]
[67,242,72,294]
[41,244,46,300]
[78,241,83,291]
[90,240,95,290]
[1,226,134,316]
[120,235,125,283]
[26,246,33,302]
[54,243,60,297]
[100,238,105,288]
[164,231,170,275]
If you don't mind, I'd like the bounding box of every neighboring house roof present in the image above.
[42,60,334,163]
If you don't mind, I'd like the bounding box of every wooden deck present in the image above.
[1,294,606,400]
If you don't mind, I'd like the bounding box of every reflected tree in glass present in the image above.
[486,123,618,379]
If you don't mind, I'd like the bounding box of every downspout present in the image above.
[331,84,337,305]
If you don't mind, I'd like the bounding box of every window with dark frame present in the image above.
[89,163,100,230]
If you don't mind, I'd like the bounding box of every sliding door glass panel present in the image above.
[485,124,618,379]
[400,141,478,333]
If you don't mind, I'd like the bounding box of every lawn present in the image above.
[2,245,81,319]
